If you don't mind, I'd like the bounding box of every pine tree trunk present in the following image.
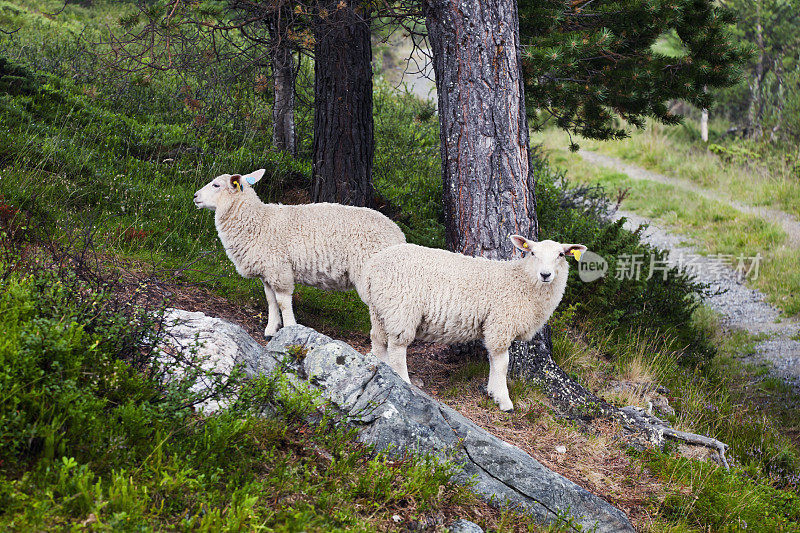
[270,14,296,155]
[424,0,562,382]
[424,0,537,259]
[311,3,374,207]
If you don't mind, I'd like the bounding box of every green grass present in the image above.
[560,121,800,219]
[535,128,800,315]
[295,287,370,335]
[644,450,800,532]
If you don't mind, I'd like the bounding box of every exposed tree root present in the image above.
[617,406,730,470]
[509,332,731,470]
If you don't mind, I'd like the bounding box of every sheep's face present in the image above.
[193,169,265,211]
[510,235,587,284]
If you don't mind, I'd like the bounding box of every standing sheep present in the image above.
[362,236,586,411]
[194,169,406,337]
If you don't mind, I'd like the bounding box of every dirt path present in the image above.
[581,150,800,386]
[580,149,800,247]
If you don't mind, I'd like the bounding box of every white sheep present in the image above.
[194,169,406,337]
[361,236,586,411]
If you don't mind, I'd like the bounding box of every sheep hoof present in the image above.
[497,399,514,412]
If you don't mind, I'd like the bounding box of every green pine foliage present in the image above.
[519,0,749,143]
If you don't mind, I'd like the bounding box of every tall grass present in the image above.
[556,122,800,218]
[535,127,800,315]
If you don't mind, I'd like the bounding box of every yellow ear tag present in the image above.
[235,181,243,192]
[570,249,582,261]
[522,242,529,249]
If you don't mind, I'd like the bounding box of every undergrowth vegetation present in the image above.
[596,120,800,219]
[2,1,800,532]
[0,247,481,531]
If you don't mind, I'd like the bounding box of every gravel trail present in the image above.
[579,151,800,385]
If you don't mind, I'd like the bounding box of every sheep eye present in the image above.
[213,184,220,188]
[559,252,565,257]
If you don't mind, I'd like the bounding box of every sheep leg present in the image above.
[486,349,514,412]
[369,309,389,362]
[386,338,411,384]
[275,290,297,327]
[263,284,282,337]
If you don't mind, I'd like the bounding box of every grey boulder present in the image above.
[163,310,634,533]
[448,518,484,533]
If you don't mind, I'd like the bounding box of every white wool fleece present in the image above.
[362,237,586,411]
[194,169,406,337]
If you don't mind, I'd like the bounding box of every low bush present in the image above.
[373,84,444,248]
[0,238,478,530]
[644,450,800,531]
[535,159,714,364]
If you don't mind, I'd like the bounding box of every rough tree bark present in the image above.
[311,1,374,206]
[423,0,551,377]
[269,11,297,155]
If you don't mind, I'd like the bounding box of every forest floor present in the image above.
[577,148,800,387]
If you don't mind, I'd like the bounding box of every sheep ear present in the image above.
[229,174,243,192]
[510,234,533,253]
[243,168,265,185]
[563,244,588,260]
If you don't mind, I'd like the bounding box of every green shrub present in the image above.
[645,450,800,531]
[534,159,714,364]
[0,258,182,465]
[374,83,445,248]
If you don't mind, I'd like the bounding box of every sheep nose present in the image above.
[540,272,552,282]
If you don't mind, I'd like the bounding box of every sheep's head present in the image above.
[510,235,587,284]
[193,169,265,211]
